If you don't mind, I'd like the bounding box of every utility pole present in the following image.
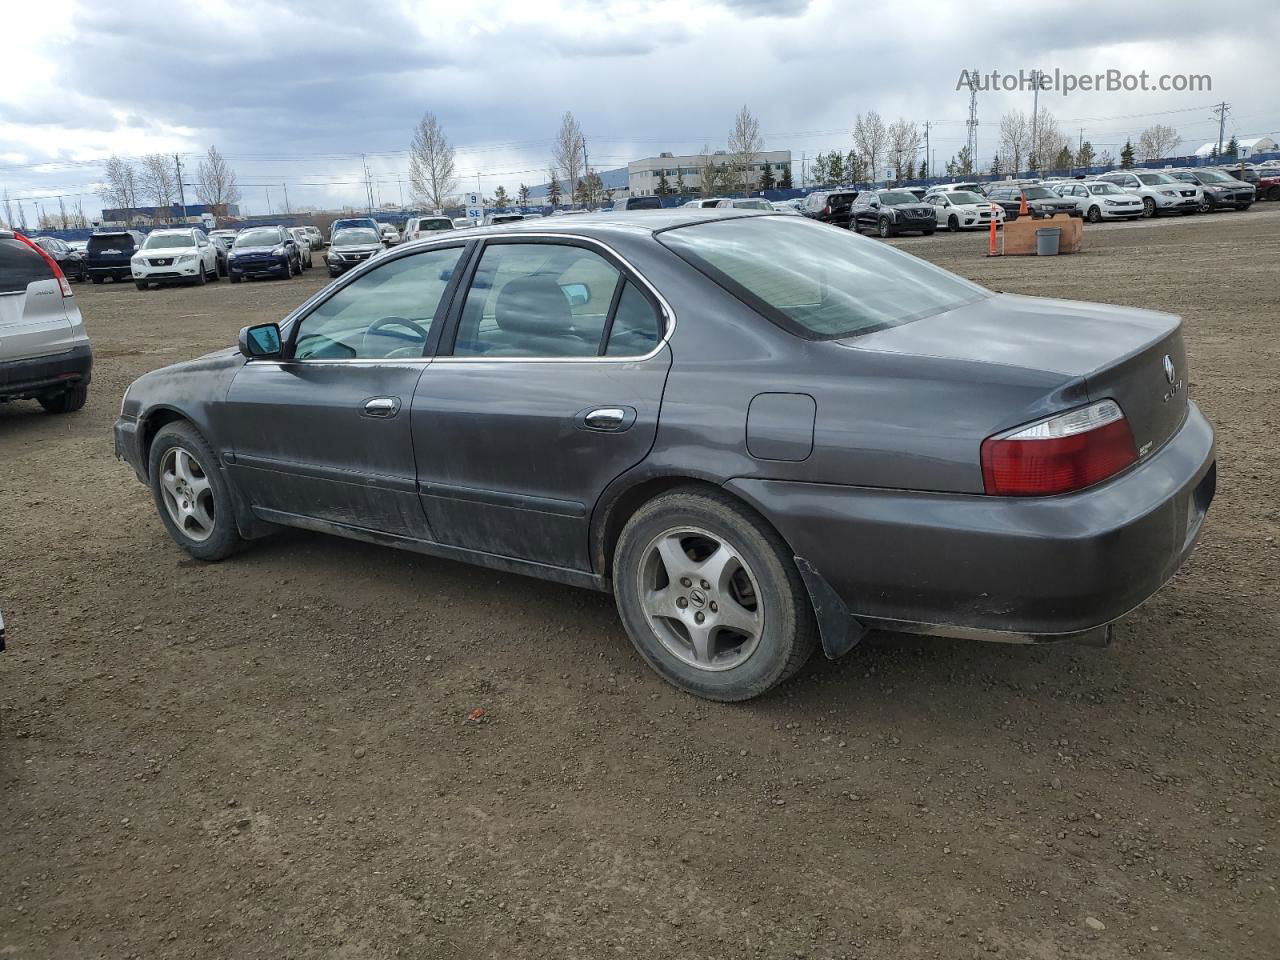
[1078,127,1085,173]
[581,137,590,206]
[265,185,272,216]
[965,67,979,165]
[282,183,290,216]
[1213,101,1230,156]
[923,121,931,176]
[362,154,375,213]
[174,154,186,218]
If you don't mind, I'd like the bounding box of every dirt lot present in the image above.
[2,210,1278,960]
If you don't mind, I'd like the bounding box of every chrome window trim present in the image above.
[253,232,676,367]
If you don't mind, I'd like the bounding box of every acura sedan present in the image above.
[114,212,1216,702]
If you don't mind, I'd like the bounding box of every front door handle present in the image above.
[363,397,401,418]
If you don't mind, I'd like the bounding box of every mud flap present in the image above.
[795,557,866,660]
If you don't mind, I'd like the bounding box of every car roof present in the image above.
[148,227,196,235]
[427,209,776,242]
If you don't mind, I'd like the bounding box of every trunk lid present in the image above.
[852,292,1189,458]
[0,235,77,362]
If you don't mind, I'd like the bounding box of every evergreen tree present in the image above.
[517,183,530,206]
[1226,135,1240,157]
[828,152,844,185]
[1120,139,1135,168]
[759,161,775,191]
[675,170,686,196]
[918,158,928,179]
[547,168,562,208]
[1076,141,1095,169]
[656,170,670,197]
[1054,146,1073,171]
[492,185,510,208]
[778,163,793,189]
[846,150,858,182]
[955,145,974,175]
[990,154,1001,176]
[813,152,830,186]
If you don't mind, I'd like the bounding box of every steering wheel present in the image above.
[361,316,430,357]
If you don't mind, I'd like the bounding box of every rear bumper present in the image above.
[727,402,1216,641]
[0,343,93,401]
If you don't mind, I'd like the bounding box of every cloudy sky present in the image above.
[3,0,1277,219]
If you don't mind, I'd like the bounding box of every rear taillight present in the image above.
[981,400,1138,497]
[15,231,73,297]
[822,206,831,216]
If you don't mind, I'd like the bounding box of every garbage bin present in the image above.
[1036,227,1062,256]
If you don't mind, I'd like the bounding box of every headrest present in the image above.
[495,274,572,335]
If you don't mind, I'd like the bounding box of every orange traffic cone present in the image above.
[987,211,999,257]
[1018,191,1029,218]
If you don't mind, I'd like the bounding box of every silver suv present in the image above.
[1096,170,1202,217]
[0,229,93,413]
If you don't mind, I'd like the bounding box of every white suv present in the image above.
[131,228,220,289]
[1051,181,1145,222]
[403,216,455,240]
[1095,171,1201,217]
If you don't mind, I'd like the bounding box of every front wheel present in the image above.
[1199,195,1214,213]
[1086,205,1102,223]
[147,422,246,562]
[1142,197,1156,218]
[947,214,959,232]
[922,227,935,235]
[613,487,817,702]
[229,274,242,284]
[878,217,893,238]
[1238,203,1252,212]
[135,281,148,291]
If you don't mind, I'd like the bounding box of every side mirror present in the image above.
[239,323,283,359]
[561,282,590,307]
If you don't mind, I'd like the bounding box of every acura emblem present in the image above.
[1163,355,1175,384]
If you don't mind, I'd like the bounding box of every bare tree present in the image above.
[1137,124,1180,161]
[1029,107,1068,172]
[698,146,730,197]
[998,110,1031,175]
[1,188,12,229]
[553,111,584,205]
[852,112,888,183]
[727,104,763,193]
[101,154,140,211]
[886,118,919,182]
[195,145,242,216]
[139,154,177,216]
[408,112,458,210]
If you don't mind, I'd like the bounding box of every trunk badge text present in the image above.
[1162,354,1184,404]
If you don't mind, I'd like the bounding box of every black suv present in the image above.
[85,230,145,283]
[803,190,861,228]
[985,184,1080,220]
[850,190,937,237]
[32,237,87,281]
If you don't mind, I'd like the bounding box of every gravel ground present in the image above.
[2,209,1278,960]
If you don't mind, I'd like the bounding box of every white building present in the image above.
[628,150,793,198]
[1193,136,1278,158]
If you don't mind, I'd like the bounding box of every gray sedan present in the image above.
[114,212,1216,701]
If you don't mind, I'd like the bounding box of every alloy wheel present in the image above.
[637,526,764,672]
[159,447,216,542]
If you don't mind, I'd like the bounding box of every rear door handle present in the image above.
[363,397,401,418]
[576,406,637,432]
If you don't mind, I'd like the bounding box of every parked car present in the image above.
[1094,171,1202,217]
[850,190,936,237]
[614,196,663,211]
[131,228,220,289]
[930,181,987,196]
[452,217,478,228]
[1,229,93,413]
[1167,169,1255,212]
[682,198,729,209]
[67,239,87,254]
[324,226,385,277]
[227,225,300,283]
[113,211,1216,702]
[897,187,928,200]
[802,190,861,228]
[924,190,1004,231]
[984,183,1080,220]
[1051,181,1145,222]
[1253,171,1280,201]
[32,236,87,281]
[289,228,315,269]
[404,216,455,240]
[85,229,145,283]
[770,200,803,215]
[379,222,401,245]
[329,217,381,241]
[714,198,774,211]
[301,225,325,249]
[1216,165,1259,185]
[486,213,541,225]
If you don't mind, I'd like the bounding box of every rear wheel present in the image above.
[613,488,817,702]
[38,382,87,414]
[147,422,246,562]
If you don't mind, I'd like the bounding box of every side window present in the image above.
[453,243,620,358]
[292,245,464,360]
[604,282,662,356]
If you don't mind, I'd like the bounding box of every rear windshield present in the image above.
[828,193,857,205]
[877,191,917,205]
[420,219,453,230]
[87,233,137,253]
[0,237,53,293]
[143,233,195,249]
[659,217,988,340]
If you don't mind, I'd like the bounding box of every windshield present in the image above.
[944,191,984,204]
[143,233,195,249]
[333,228,381,246]
[1088,183,1122,195]
[1138,173,1175,185]
[1021,186,1056,199]
[660,217,988,340]
[734,199,773,209]
[1194,170,1231,183]
[877,192,917,205]
[235,229,283,247]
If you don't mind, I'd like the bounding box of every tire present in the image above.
[147,422,246,562]
[878,217,893,238]
[1086,205,1102,223]
[1238,203,1252,212]
[91,276,104,284]
[947,214,959,232]
[1142,196,1156,218]
[612,487,818,702]
[38,382,87,414]
[208,259,220,281]
[230,274,242,284]
[1268,186,1280,202]
[922,228,935,236]
[194,265,207,285]
[135,281,148,291]
[1200,195,1215,214]
[328,269,340,278]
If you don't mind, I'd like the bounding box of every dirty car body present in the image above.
[114,212,1215,700]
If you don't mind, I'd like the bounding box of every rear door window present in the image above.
[0,237,53,293]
